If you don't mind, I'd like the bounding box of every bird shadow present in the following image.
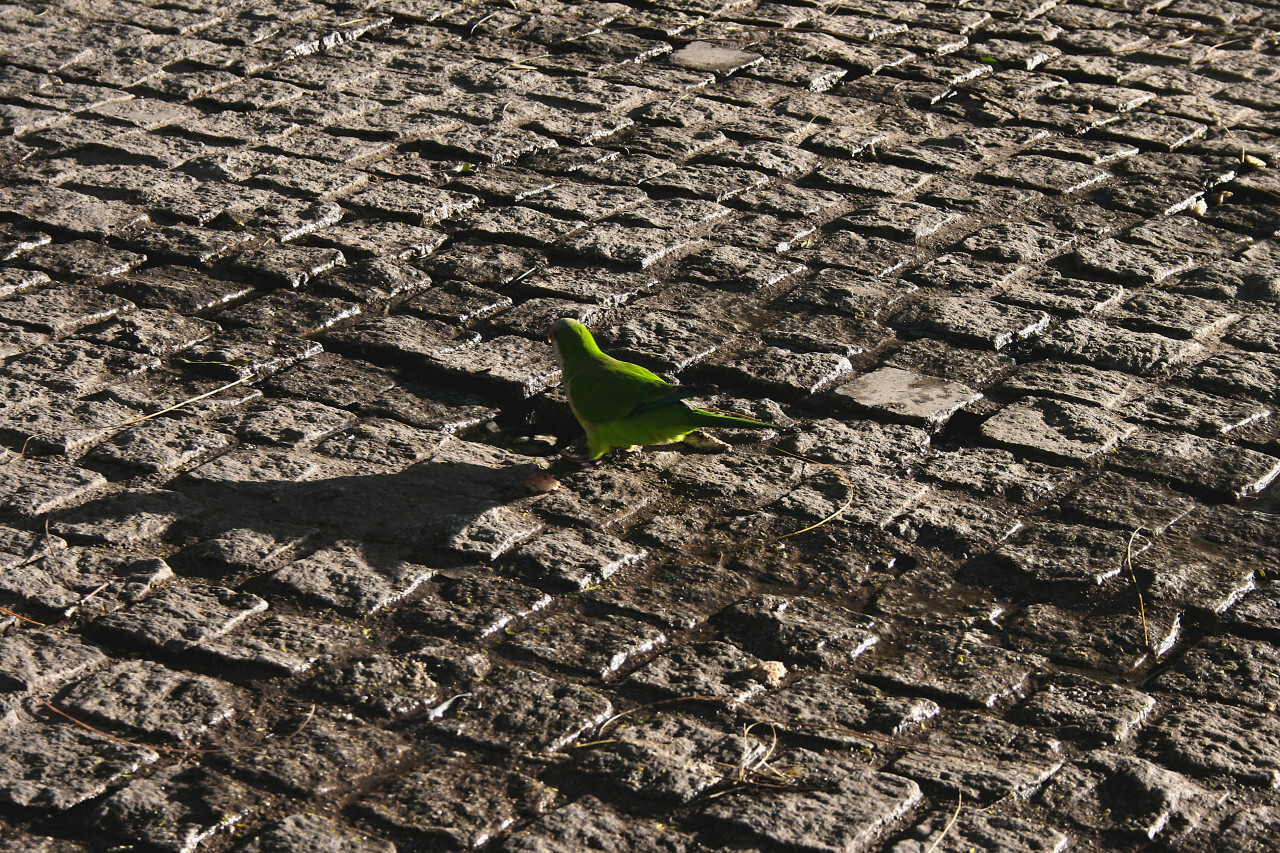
[41,437,552,605]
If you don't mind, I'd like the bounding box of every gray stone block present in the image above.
[705,749,922,851]
[1147,700,1280,787]
[0,718,157,811]
[430,666,612,752]
[241,814,395,853]
[90,582,267,653]
[217,712,412,796]
[981,396,1135,463]
[61,659,242,742]
[1013,672,1155,746]
[507,612,666,678]
[1109,431,1280,499]
[717,594,880,668]
[503,795,693,853]
[832,366,981,429]
[355,757,553,847]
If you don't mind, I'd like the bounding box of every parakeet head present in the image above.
[549,317,601,371]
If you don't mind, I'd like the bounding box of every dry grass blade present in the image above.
[38,699,218,755]
[925,792,963,853]
[1126,526,1150,651]
[0,605,45,627]
[760,444,854,542]
[21,376,252,457]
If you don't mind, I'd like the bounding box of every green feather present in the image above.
[550,318,780,459]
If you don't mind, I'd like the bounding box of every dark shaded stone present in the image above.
[781,418,930,469]
[320,314,478,367]
[699,346,852,400]
[761,313,892,358]
[998,361,1139,408]
[1012,672,1156,746]
[355,757,553,847]
[841,200,966,241]
[215,289,362,336]
[260,351,397,408]
[0,719,157,811]
[871,628,1046,708]
[704,749,922,850]
[892,811,1069,853]
[981,397,1135,463]
[90,581,267,654]
[1219,806,1280,852]
[507,612,665,678]
[0,631,107,694]
[177,328,322,380]
[259,542,434,616]
[430,667,612,753]
[893,297,1049,349]
[1001,602,1180,675]
[237,399,357,447]
[577,714,769,803]
[1029,318,1203,375]
[218,244,344,290]
[423,335,561,402]
[891,493,1024,558]
[627,640,771,703]
[217,713,412,797]
[88,764,255,853]
[406,574,553,641]
[82,309,220,356]
[916,447,1071,504]
[60,660,243,742]
[512,528,647,590]
[4,339,157,394]
[1038,751,1212,841]
[717,594,879,668]
[1108,431,1280,500]
[1224,582,1280,644]
[17,240,146,282]
[1148,700,1280,787]
[309,653,440,718]
[88,416,236,474]
[1151,635,1280,712]
[503,795,693,853]
[1059,471,1195,534]
[0,456,108,518]
[51,489,204,545]
[746,673,941,748]
[989,522,1151,588]
[1185,350,1280,402]
[108,266,253,313]
[888,712,1063,802]
[241,814,395,853]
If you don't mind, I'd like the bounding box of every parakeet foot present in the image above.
[683,430,731,453]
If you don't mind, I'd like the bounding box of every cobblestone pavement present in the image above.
[1,0,1279,849]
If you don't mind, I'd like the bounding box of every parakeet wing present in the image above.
[568,358,698,424]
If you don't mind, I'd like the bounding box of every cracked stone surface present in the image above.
[1,1,1279,850]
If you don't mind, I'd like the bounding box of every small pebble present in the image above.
[525,472,560,493]
[746,660,788,686]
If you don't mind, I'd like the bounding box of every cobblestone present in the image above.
[705,750,922,851]
[0,718,157,811]
[3,1,1280,848]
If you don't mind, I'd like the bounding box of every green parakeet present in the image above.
[550,318,781,460]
